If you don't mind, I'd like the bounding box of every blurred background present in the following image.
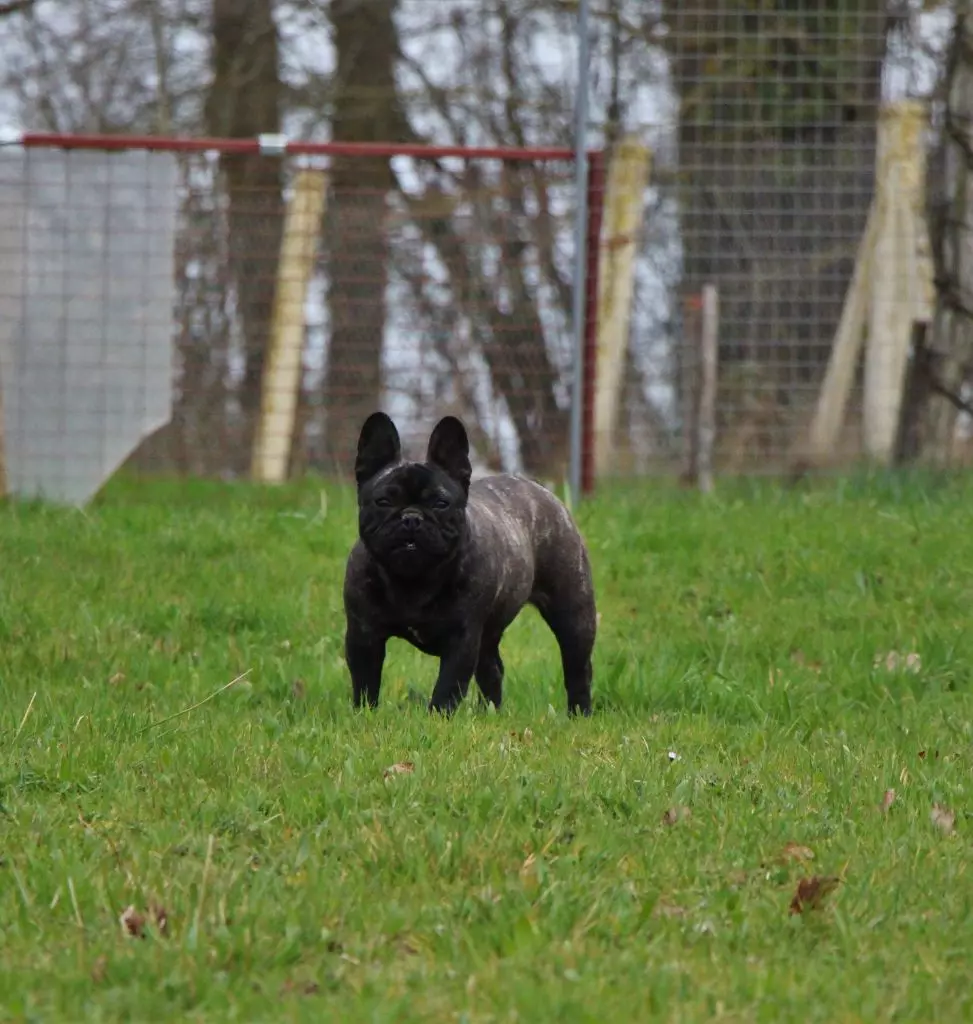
[0,0,967,503]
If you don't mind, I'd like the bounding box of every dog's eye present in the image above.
[432,498,450,511]
[375,497,392,508]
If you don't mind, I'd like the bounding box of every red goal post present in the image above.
[11,132,606,493]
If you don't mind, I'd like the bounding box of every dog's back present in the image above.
[468,474,594,613]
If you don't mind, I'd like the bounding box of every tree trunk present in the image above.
[206,0,284,474]
[320,0,407,473]
[924,2,973,464]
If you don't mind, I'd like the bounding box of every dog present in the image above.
[342,412,597,716]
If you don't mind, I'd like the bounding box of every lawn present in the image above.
[1,471,971,1022]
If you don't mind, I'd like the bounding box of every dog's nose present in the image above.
[401,510,423,532]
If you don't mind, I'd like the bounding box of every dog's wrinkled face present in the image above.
[355,413,472,580]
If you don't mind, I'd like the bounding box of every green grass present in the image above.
[2,471,972,1022]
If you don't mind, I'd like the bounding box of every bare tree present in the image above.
[204,0,285,472]
[319,0,409,471]
[923,0,973,462]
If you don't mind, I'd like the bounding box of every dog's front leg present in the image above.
[428,631,481,716]
[346,625,387,709]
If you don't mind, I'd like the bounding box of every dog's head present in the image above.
[354,412,472,580]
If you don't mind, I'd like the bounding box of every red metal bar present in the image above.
[581,150,606,496]
[21,132,580,163]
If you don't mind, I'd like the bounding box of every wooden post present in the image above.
[593,136,651,478]
[251,169,327,483]
[863,102,932,463]
[800,101,934,470]
[681,293,702,484]
[0,374,6,499]
[803,209,875,463]
[697,284,719,494]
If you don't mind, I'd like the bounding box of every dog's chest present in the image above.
[393,619,450,656]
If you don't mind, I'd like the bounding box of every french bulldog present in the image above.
[342,412,597,716]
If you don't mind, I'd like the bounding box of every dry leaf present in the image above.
[519,853,537,877]
[383,761,415,779]
[90,955,108,983]
[662,806,691,827]
[790,649,822,673]
[780,842,815,863]
[874,651,922,674]
[280,978,321,997]
[653,900,688,919]
[931,803,956,835]
[108,672,125,687]
[789,875,841,915]
[881,789,896,815]
[119,905,146,938]
[291,678,307,700]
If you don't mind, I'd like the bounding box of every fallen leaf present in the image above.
[918,750,926,760]
[780,842,815,863]
[790,649,823,673]
[652,900,688,919]
[291,678,307,700]
[90,955,108,983]
[662,806,691,827]
[874,650,922,674]
[789,875,841,915]
[520,853,537,877]
[881,789,896,815]
[931,803,956,835]
[280,978,321,997]
[383,761,414,779]
[119,905,146,938]
[108,672,125,687]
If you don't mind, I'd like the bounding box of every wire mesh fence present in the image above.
[0,3,963,501]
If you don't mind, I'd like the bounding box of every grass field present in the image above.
[1,471,972,1022]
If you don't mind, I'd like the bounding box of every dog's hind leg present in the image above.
[533,590,596,717]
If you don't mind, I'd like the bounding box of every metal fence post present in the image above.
[568,0,592,507]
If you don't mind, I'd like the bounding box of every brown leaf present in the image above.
[931,803,956,835]
[881,789,896,815]
[789,875,841,915]
[291,678,307,700]
[108,672,126,687]
[662,806,691,827]
[90,955,108,984]
[119,905,146,938]
[383,761,415,779]
[280,978,321,998]
[652,899,688,919]
[790,649,822,673]
[780,842,815,863]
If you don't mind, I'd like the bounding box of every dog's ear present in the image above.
[355,412,402,486]
[426,416,472,492]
